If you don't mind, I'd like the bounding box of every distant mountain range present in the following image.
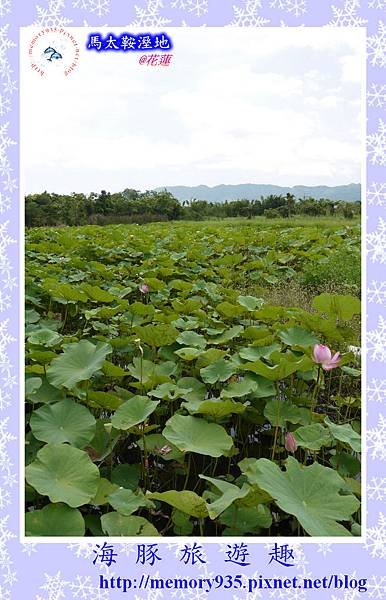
[155,183,361,203]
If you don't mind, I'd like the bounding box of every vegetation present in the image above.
[25,189,360,227]
[25,217,361,537]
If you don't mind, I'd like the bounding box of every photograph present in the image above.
[23,27,363,538]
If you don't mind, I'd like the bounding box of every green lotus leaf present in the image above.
[264,399,310,428]
[25,503,85,536]
[87,390,123,410]
[128,357,176,384]
[176,330,207,349]
[91,478,119,505]
[163,415,234,457]
[242,354,313,381]
[200,475,250,519]
[101,513,159,536]
[137,433,184,461]
[129,302,155,317]
[246,374,276,398]
[239,344,281,361]
[148,382,189,401]
[176,377,207,401]
[145,277,165,291]
[27,349,57,365]
[209,325,244,345]
[221,378,257,398]
[237,295,264,311]
[278,326,319,347]
[45,281,88,303]
[26,444,100,507]
[25,377,42,397]
[27,328,63,347]
[26,309,40,324]
[330,452,361,477]
[26,375,66,405]
[81,283,115,303]
[30,398,96,448]
[219,504,272,533]
[243,326,271,341]
[111,464,141,490]
[46,340,112,389]
[344,477,361,498]
[173,316,199,330]
[111,396,160,430]
[135,324,178,347]
[195,348,228,368]
[101,361,127,378]
[148,490,208,519]
[216,301,244,319]
[312,293,361,321]
[108,489,155,516]
[240,456,359,536]
[175,347,202,361]
[172,509,194,535]
[293,424,332,451]
[200,358,236,384]
[324,416,361,453]
[182,397,248,418]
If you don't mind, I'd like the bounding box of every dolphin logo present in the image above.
[44,47,63,62]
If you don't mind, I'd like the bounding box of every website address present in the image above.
[99,573,368,594]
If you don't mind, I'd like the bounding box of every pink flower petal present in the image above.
[312,344,332,364]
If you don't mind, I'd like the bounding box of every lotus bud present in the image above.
[312,344,332,364]
[285,432,297,453]
[139,283,150,294]
[312,344,341,371]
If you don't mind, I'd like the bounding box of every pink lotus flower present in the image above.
[312,344,341,371]
[139,283,150,294]
[285,432,297,453]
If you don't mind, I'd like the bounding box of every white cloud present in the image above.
[21,27,364,193]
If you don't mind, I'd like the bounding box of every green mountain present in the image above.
[155,183,360,203]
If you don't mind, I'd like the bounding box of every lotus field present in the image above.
[25,218,361,537]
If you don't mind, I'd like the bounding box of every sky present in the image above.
[22,27,365,195]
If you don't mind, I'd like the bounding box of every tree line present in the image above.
[25,189,360,227]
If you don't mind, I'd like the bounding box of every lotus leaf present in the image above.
[101,513,159,536]
[30,398,96,448]
[324,416,361,452]
[200,475,251,519]
[293,423,332,451]
[200,359,236,384]
[111,396,160,430]
[163,415,234,457]
[240,456,359,536]
[47,340,112,389]
[25,503,85,536]
[26,444,100,507]
[148,490,208,518]
[108,489,155,516]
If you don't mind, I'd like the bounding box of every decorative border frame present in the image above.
[1,1,385,598]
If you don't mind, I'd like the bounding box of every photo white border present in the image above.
[19,25,367,544]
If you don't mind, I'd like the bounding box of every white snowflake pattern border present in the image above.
[368,20,386,67]
[368,378,386,402]
[329,0,368,26]
[367,413,386,460]
[34,0,73,27]
[230,1,270,27]
[367,218,386,264]
[37,571,110,600]
[72,0,110,18]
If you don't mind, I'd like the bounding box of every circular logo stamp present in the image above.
[28,27,80,78]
